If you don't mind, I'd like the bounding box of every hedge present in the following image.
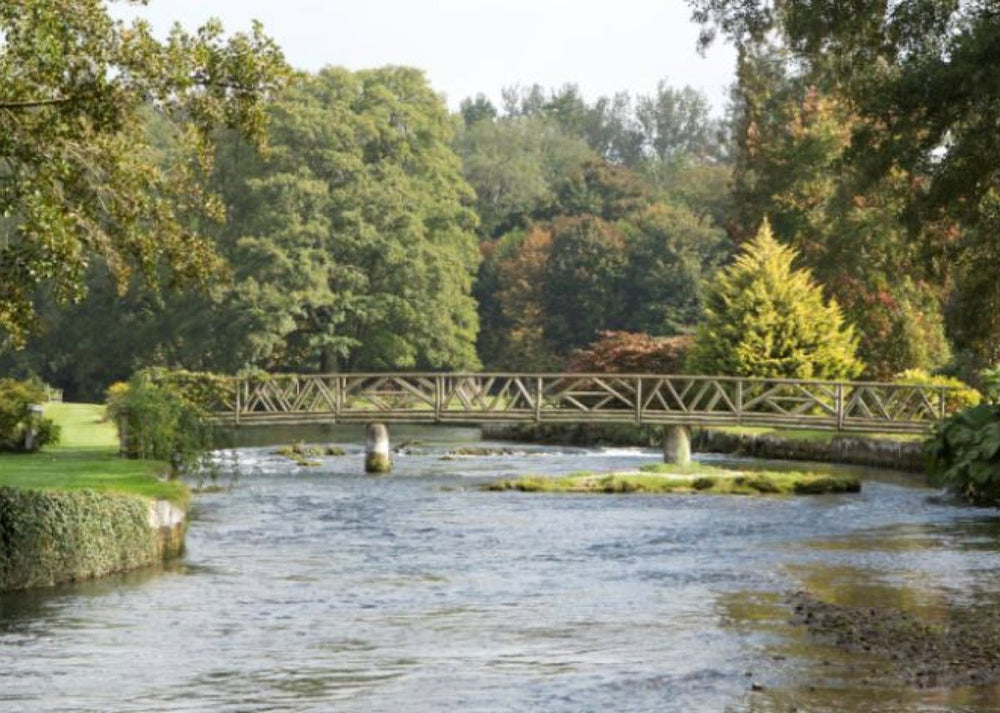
[0,487,182,592]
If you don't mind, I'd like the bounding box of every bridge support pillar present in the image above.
[365,423,392,474]
[663,425,691,466]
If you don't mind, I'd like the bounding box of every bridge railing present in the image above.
[208,372,953,433]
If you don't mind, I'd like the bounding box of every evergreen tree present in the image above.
[690,220,863,379]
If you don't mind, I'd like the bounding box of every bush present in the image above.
[926,404,1000,507]
[981,365,1000,405]
[567,331,693,373]
[893,369,981,414]
[107,374,215,475]
[0,378,60,452]
[140,368,234,412]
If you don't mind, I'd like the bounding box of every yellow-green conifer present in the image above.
[690,219,863,379]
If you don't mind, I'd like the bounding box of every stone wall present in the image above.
[692,430,926,473]
[481,422,927,473]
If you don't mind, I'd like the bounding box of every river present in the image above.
[2,426,999,712]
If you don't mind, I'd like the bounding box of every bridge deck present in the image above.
[205,373,950,434]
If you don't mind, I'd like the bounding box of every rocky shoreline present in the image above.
[789,591,1000,689]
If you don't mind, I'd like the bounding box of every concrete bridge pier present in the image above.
[365,423,392,474]
[663,425,691,466]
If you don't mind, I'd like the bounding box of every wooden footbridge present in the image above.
[210,372,949,433]
[202,372,950,469]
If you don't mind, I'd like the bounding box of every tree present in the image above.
[635,82,720,163]
[619,202,729,335]
[489,226,559,369]
[691,0,1000,376]
[690,220,863,379]
[0,0,288,350]
[214,67,482,372]
[455,115,594,238]
[459,94,498,126]
[496,81,727,169]
[542,216,629,354]
[717,38,951,378]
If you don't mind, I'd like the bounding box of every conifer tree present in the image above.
[690,220,863,379]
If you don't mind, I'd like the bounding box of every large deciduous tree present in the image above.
[0,0,288,350]
[215,67,482,372]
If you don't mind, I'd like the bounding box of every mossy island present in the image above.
[273,441,347,467]
[484,461,861,496]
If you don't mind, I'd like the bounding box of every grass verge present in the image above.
[484,461,861,496]
[0,403,188,507]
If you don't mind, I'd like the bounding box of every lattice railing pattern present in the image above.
[214,373,952,433]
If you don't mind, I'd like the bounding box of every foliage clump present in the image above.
[893,369,981,414]
[690,220,863,379]
[0,379,59,452]
[273,442,326,467]
[567,331,693,373]
[926,404,1000,507]
[106,372,216,475]
[486,464,860,496]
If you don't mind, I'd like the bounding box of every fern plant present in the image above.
[926,404,1000,507]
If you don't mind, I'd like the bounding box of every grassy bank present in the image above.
[485,461,861,496]
[0,403,188,507]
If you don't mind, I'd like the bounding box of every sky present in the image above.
[110,0,737,115]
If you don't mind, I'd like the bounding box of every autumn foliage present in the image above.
[567,331,693,374]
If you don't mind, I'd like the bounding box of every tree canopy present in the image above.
[0,0,288,350]
[210,66,482,372]
[690,0,1000,379]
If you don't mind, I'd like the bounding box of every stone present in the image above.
[663,425,691,465]
[365,423,392,474]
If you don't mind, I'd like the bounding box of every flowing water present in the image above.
[2,426,1000,712]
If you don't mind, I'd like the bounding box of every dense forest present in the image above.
[2,0,998,402]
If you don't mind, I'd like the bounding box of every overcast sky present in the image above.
[111,0,736,114]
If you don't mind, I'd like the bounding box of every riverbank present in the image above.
[481,422,927,473]
[789,590,1000,689]
[0,403,188,592]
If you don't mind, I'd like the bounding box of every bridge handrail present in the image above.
[202,371,960,434]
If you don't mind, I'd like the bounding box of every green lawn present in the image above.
[0,403,189,507]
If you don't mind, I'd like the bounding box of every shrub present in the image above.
[106,374,215,475]
[0,378,60,452]
[981,366,1000,405]
[567,331,693,373]
[689,219,863,379]
[926,403,1000,507]
[141,368,234,412]
[893,369,981,414]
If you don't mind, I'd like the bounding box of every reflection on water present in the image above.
[1,427,999,712]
